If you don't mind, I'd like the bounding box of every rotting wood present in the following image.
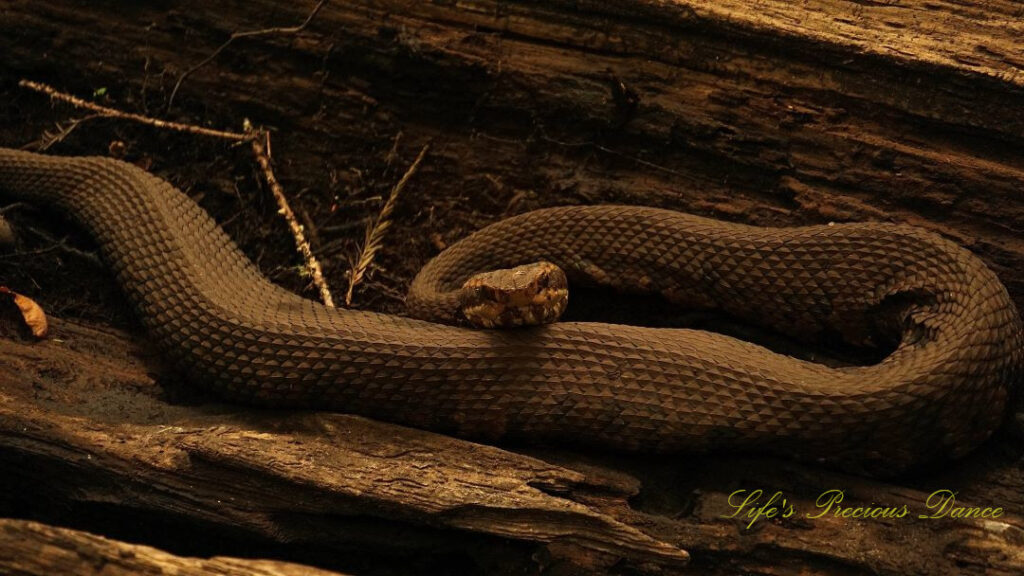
[0,518,347,576]
[0,0,1022,574]
[1,320,1022,575]
[0,320,689,573]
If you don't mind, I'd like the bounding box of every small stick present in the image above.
[23,114,102,152]
[167,0,331,110]
[19,80,250,141]
[19,79,335,307]
[249,127,336,307]
[345,144,429,306]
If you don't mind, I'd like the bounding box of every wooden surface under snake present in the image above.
[1,147,1021,474]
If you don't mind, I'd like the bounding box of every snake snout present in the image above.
[459,261,569,328]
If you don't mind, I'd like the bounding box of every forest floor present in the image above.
[1,1,1022,574]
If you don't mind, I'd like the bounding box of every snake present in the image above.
[1,146,1021,474]
[432,260,571,328]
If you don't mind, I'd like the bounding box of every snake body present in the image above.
[1,147,1021,473]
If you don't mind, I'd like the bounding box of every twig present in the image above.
[0,203,29,216]
[0,233,100,266]
[21,114,102,152]
[345,145,429,306]
[384,132,403,168]
[248,126,336,307]
[167,0,331,110]
[18,79,335,307]
[21,226,104,267]
[19,80,248,141]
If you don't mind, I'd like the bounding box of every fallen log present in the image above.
[0,518,346,576]
[0,0,1022,574]
[1,319,1022,574]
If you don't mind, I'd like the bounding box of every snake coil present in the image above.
[1,147,1021,474]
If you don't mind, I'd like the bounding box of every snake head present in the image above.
[459,261,569,328]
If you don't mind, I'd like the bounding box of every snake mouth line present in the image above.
[459,261,570,328]
[461,285,569,328]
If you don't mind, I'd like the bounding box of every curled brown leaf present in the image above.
[0,286,48,339]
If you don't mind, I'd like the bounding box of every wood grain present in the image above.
[0,1,1022,574]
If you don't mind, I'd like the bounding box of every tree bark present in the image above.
[0,518,347,576]
[0,1,1022,575]
[1,319,1022,574]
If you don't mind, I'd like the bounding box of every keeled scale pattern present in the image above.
[2,147,1022,474]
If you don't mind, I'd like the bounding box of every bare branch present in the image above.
[249,128,336,307]
[167,0,331,110]
[19,80,249,141]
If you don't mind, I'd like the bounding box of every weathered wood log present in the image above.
[1,318,1022,575]
[0,0,1022,574]
[0,320,690,573]
[0,518,347,576]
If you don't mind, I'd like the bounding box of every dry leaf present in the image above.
[0,286,48,339]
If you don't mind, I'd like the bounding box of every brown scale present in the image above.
[1,146,1022,476]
